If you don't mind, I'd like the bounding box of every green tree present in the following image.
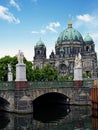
[10,56,18,80]
[0,56,33,81]
[58,75,68,81]
[32,66,41,81]
[0,56,12,81]
[24,58,33,81]
[41,64,58,81]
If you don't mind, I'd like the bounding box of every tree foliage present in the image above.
[0,56,16,81]
[0,56,33,81]
[32,64,58,81]
[41,64,58,81]
[0,56,58,81]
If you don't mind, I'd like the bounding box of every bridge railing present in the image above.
[28,81,74,88]
[0,80,94,90]
[28,80,94,88]
[83,79,94,87]
[0,82,14,90]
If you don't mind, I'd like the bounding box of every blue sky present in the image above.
[0,0,98,61]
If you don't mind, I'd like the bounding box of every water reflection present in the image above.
[0,105,93,130]
[33,104,70,123]
[0,111,10,129]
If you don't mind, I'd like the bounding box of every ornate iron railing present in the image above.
[28,80,94,88]
[0,82,14,90]
[0,80,94,90]
[28,81,74,88]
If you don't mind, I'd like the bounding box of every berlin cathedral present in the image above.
[33,20,98,78]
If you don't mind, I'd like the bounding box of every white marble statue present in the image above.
[75,53,82,68]
[17,50,24,64]
[8,64,12,72]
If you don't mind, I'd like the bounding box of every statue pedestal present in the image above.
[74,80,83,87]
[15,64,27,81]
[15,63,27,89]
[15,81,28,89]
[74,67,82,80]
[74,67,83,87]
[8,72,13,81]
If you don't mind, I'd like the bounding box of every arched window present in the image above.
[37,50,40,54]
[86,46,89,52]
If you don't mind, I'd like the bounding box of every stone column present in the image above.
[15,63,28,89]
[8,72,13,81]
[14,50,33,113]
[74,67,83,87]
[74,53,83,87]
[8,64,13,81]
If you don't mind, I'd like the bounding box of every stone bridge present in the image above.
[0,81,91,113]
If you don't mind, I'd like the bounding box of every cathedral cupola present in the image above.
[34,39,46,60]
[84,34,95,52]
[36,38,45,47]
[84,33,94,44]
[56,20,83,45]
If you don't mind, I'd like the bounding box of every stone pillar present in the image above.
[74,53,83,87]
[14,50,33,114]
[15,63,28,89]
[8,64,13,81]
[74,67,83,87]
[8,72,13,81]
[14,92,33,114]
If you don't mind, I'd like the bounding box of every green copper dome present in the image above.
[57,21,83,44]
[36,39,45,46]
[84,34,93,43]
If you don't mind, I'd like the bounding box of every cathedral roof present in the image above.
[84,33,94,43]
[56,20,83,44]
[36,39,45,47]
[60,48,64,52]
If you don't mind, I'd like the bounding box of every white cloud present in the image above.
[32,30,39,34]
[32,22,60,35]
[32,29,46,34]
[40,29,46,34]
[0,5,20,24]
[46,22,60,33]
[74,13,98,30]
[9,0,20,11]
[91,32,98,40]
[77,14,94,22]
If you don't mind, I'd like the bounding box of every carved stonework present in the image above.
[17,50,24,64]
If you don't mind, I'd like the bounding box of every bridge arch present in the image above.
[33,92,70,122]
[0,97,10,111]
[33,92,70,106]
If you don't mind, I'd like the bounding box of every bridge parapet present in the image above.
[0,80,94,90]
[28,80,94,88]
[0,82,14,90]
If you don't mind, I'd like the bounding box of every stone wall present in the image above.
[27,87,91,105]
[0,87,91,113]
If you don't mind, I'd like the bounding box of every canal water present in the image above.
[0,105,93,130]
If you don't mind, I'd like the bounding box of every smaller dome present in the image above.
[84,34,93,43]
[36,39,45,46]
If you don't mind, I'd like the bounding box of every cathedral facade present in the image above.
[33,21,98,78]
